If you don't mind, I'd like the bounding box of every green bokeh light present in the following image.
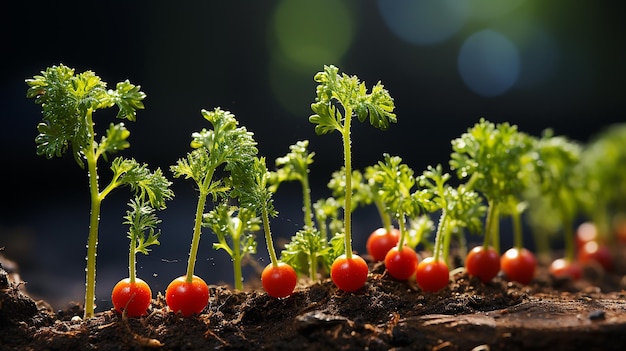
[271,0,354,69]
[269,0,355,117]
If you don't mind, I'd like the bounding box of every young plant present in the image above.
[202,203,260,291]
[269,140,316,229]
[167,108,257,316]
[268,140,330,280]
[369,154,427,281]
[575,123,626,271]
[230,157,297,298]
[499,198,537,285]
[309,65,396,292]
[525,130,584,280]
[450,118,533,283]
[362,165,400,262]
[26,64,173,318]
[417,164,485,292]
[112,197,163,318]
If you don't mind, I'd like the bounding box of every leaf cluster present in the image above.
[124,197,162,255]
[268,140,314,193]
[203,203,260,258]
[450,118,533,204]
[309,65,396,136]
[27,64,145,167]
[171,107,258,199]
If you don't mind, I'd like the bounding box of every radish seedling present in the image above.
[525,130,584,279]
[309,65,396,292]
[417,164,485,291]
[230,157,297,298]
[166,108,257,316]
[112,197,166,317]
[27,64,172,318]
[202,203,260,291]
[450,118,532,283]
[369,154,430,281]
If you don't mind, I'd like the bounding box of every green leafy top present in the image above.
[123,196,162,283]
[269,140,315,192]
[419,164,486,237]
[577,123,626,238]
[229,157,276,218]
[526,130,582,228]
[171,107,258,199]
[109,157,174,210]
[268,140,315,228]
[309,65,396,136]
[124,197,162,255]
[370,154,431,221]
[450,118,533,204]
[27,64,145,167]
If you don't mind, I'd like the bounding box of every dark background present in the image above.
[2,1,624,310]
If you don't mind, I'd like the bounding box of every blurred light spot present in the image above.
[516,26,559,89]
[467,0,526,21]
[268,58,314,118]
[271,0,354,68]
[377,0,469,45]
[458,30,520,97]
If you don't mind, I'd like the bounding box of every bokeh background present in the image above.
[2,0,624,310]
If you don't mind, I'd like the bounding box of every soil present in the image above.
[2,249,626,351]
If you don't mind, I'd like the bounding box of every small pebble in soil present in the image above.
[588,309,606,321]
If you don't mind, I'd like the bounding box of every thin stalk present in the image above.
[232,233,243,291]
[186,191,208,282]
[341,107,354,259]
[300,177,313,229]
[433,211,446,262]
[84,109,100,319]
[396,213,407,248]
[129,229,137,284]
[262,206,279,267]
[483,201,500,252]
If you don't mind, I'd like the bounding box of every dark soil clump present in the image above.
[2,254,626,350]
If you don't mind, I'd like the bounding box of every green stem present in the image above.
[309,249,318,280]
[442,219,453,265]
[341,108,354,259]
[483,201,500,253]
[232,239,243,291]
[84,109,100,319]
[129,230,136,284]
[397,213,407,248]
[433,211,446,262]
[186,169,215,283]
[262,206,279,267]
[375,199,393,233]
[301,177,313,229]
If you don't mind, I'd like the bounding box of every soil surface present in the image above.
[2,249,626,351]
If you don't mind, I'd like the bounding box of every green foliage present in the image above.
[309,65,396,135]
[203,203,260,290]
[124,197,162,256]
[204,203,260,258]
[27,64,145,167]
[170,107,258,284]
[171,108,258,197]
[577,123,626,238]
[371,154,430,219]
[450,118,533,203]
[269,140,315,229]
[26,64,170,319]
[280,227,331,278]
[269,140,315,192]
